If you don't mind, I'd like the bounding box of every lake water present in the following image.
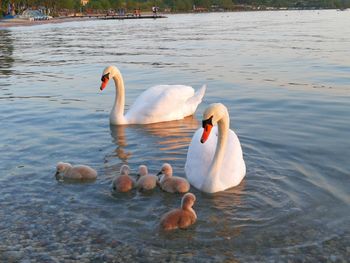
[0,10,349,262]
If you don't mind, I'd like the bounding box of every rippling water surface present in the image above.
[1,10,349,262]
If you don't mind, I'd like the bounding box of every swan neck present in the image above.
[185,207,197,219]
[111,73,126,124]
[210,110,229,178]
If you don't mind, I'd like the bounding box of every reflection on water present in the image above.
[105,116,199,174]
[0,10,349,262]
[109,124,131,161]
[0,30,14,77]
[110,116,198,154]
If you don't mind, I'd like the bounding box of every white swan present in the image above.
[185,103,246,193]
[99,65,206,125]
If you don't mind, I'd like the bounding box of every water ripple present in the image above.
[1,10,349,262]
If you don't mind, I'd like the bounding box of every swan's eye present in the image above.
[202,116,213,129]
[101,73,110,82]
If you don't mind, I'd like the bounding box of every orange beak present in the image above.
[200,124,213,143]
[100,79,109,91]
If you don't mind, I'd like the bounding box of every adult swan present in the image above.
[185,103,246,193]
[99,66,206,125]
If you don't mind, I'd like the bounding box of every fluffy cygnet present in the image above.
[136,165,157,191]
[157,163,190,193]
[160,192,197,231]
[112,164,135,192]
[55,162,97,181]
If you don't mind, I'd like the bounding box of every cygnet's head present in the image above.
[56,162,72,172]
[120,164,131,175]
[160,163,173,176]
[181,193,196,209]
[55,162,72,179]
[157,163,173,182]
[138,165,148,177]
[100,65,121,91]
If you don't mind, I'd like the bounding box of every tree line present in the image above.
[1,0,350,16]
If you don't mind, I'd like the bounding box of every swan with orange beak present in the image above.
[185,103,246,193]
[98,65,206,125]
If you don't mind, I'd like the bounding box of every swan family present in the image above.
[55,65,246,231]
[98,65,246,193]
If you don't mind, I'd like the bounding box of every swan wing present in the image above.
[185,127,218,190]
[221,129,246,188]
[185,126,246,192]
[125,85,204,124]
[182,84,206,117]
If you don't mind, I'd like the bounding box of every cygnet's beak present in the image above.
[54,171,60,180]
[156,172,162,186]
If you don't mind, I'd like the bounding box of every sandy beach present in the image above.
[0,16,98,28]
[0,11,166,28]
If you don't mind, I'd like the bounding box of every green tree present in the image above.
[87,0,103,9]
[109,0,122,8]
[163,0,175,9]
[126,0,138,10]
[174,0,192,10]
[217,0,233,9]
[57,0,75,9]
[194,0,210,8]
[100,0,111,9]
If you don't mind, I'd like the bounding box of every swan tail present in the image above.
[195,84,206,101]
[183,85,206,117]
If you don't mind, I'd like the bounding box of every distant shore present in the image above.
[0,13,168,28]
[0,8,347,28]
[0,16,100,28]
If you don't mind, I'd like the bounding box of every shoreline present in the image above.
[0,16,100,28]
[0,14,167,28]
[0,8,346,28]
